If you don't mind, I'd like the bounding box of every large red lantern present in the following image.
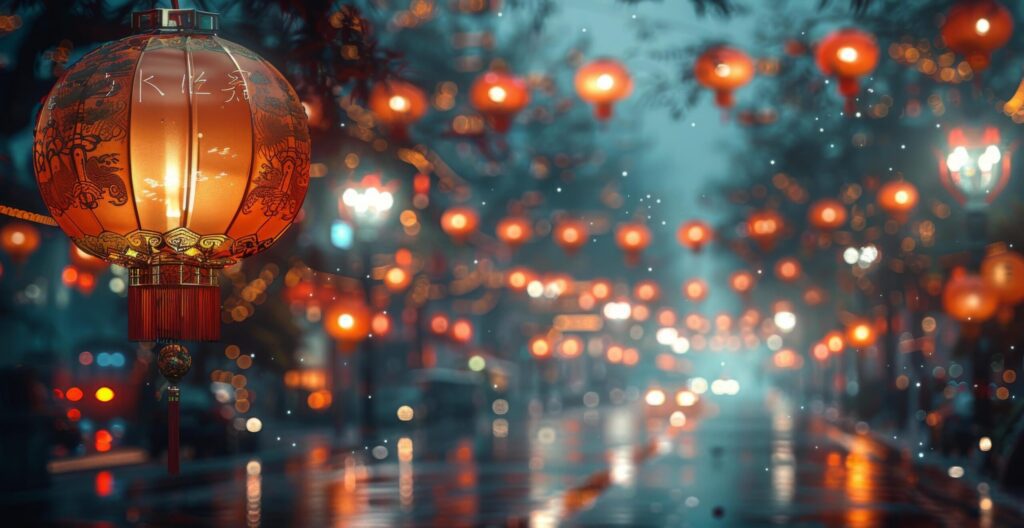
[943,267,999,323]
[496,216,533,248]
[981,246,1024,306]
[440,206,479,242]
[941,0,1013,72]
[0,221,41,263]
[808,199,847,230]
[553,219,588,255]
[677,220,713,252]
[469,69,530,133]
[31,8,310,475]
[815,29,879,113]
[368,80,428,140]
[694,46,755,111]
[747,210,784,252]
[34,8,310,343]
[575,58,633,121]
[877,180,918,219]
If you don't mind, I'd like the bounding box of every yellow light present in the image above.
[975,18,991,36]
[837,46,859,63]
[488,86,507,103]
[645,389,666,407]
[337,313,355,330]
[714,63,732,77]
[894,190,909,204]
[95,387,115,402]
[451,213,467,229]
[164,163,182,222]
[595,73,615,90]
[397,405,415,421]
[979,436,992,452]
[388,95,410,112]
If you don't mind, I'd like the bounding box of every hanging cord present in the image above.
[0,205,57,226]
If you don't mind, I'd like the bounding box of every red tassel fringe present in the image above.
[128,264,221,341]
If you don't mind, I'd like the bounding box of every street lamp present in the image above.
[938,127,1012,213]
[341,174,396,225]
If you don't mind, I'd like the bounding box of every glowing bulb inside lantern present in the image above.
[165,164,182,221]
[688,227,703,241]
[975,18,991,36]
[506,225,523,239]
[853,325,870,342]
[563,227,579,243]
[714,63,732,77]
[596,73,615,91]
[488,86,508,103]
[625,231,641,246]
[821,207,837,222]
[837,46,859,63]
[11,231,25,245]
[388,95,410,112]
[337,313,355,330]
[451,214,467,229]
[894,190,909,204]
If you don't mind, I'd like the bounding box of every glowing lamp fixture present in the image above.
[939,127,1012,211]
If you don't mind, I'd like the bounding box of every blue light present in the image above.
[111,353,125,368]
[96,352,111,367]
[330,220,354,249]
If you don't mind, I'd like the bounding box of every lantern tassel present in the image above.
[168,385,180,475]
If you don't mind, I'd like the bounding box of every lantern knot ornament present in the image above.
[938,127,1012,211]
[694,46,755,116]
[33,7,310,342]
[575,58,633,121]
[815,28,879,114]
[941,0,1013,72]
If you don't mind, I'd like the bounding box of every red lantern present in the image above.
[942,0,1013,72]
[368,80,428,140]
[371,312,392,337]
[529,336,552,359]
[877,180,918,219]
[575,58,633,121]
[451,319,474,343]
[469,70,530,133]
[677,220,713,252]
[747,210,784,252]
[683,279,708,302]
[730,270,755,295]
[633,280,660,302]
[815,29,879,113]
[0,221,41,263]
[34,8,310,342]
[981,246,1024,306]
[496,216,533,248]
[590,279,613,301]
[553,219,588,255]
[943,267,1000,323]
[506,267,534,292]
[774,257,802,282]
[615,223,651,263]
[846,320,876,348]
[383,266,412,292]
[694,46,755,111]
[823,331,845,354]
[325,301,371,344]
[559,336,583,358]
[430,313,450,335]
[440,206,479,242]
[808,199,847,230]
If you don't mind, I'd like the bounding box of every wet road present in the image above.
[5,391,1022,527]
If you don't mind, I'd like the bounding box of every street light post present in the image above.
[339,174,395,438]
[938,126,1012,445]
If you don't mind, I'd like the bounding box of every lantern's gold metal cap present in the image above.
[132,8,219,34]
